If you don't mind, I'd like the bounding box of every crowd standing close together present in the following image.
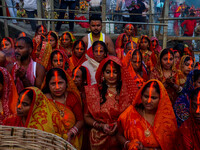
[0,14,200,150]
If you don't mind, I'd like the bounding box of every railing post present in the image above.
[50,0,55,31]
[37,0,42,25]
[162,0,169,49]
[2,0,9,37]
[101,0,106,33]
[149,0,153,38]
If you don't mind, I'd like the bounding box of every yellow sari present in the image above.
[25,87,82,150]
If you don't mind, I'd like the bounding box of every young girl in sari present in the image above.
[84,56,138,150]
[70,40,87,70]
[150,48,185,105]
[173,49,181,69]
[138,35,156,72]
[174,69,200,127]
[117,80,178,150]
[34,25,47,37]
[179,55,194,81]
[0,67,18,124]
[60,31,76,58]
[43,68,83,149]
[151,37,162,60]
[115,33,130,60]
[176,87,200,150]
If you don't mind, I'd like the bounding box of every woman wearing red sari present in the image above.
[137,35,156,72]
[48,49,73,76]
[0,37,15,66]
[0,67,18,124]
[150,48,185,105]
[115,33,130,60]
[84,56,138,150]
[124,24,138,44]
[69,40,87,70]
[176,87,200,150]
[47,31,64,51]
[124,50,148,89]
[117,80,178,150]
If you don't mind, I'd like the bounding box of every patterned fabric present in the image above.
[118,80,178,150]
[115,33,128,49]
[11,59,36,93]
[174,70,195,127]
[150,49,186,105]
[179,55,193,80]
[176,117,200,150]
[0,67,18,124]
[150,37,162,53]
[3,87,82,150]
[85,56,138,149]
[36,41,52,70]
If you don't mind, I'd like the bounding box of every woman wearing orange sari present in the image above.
[137,35,156,72]
[60,31,76,58]
[115,33,130,60]
[117,80,178,150]
[150,48,185,105]
[4,86,82,149]
[84,56,138,150]
[0,37,14,51]
[0,67,18,124]
[176,87,200,150]
[43,68,83,149]
[70,40,87,70]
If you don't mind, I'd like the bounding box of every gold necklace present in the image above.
[143,110,151,137]
[51,94,66,118]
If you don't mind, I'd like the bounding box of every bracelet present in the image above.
[93,121,97,127]
[70,126,78,136]
[178,86,183,93]
[124,141,130,149]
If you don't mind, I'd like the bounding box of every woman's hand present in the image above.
[101,124,111,134]
[67,130,74,143]
[136,141,144,150]
[107,122,118,136]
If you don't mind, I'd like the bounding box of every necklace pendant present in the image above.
[108,93,113,97]
[144,129,151,137]
[59,110,65,117]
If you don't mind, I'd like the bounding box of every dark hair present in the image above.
[125,41,137,50]
[92,41,108,56]
[139,36,150,50]
[0,71,3,85]
[36,25,47,33]
[19,89,34,103]
[132,49,143,70]
[160,48,174,64]
[184,56,193,64]
[194,70,200,82]
[43,68,68,93]
[2,37,12,43]
[121,34,129,48]
[89,15,102,23]
[190,87,200,102]
[141,81,160,96]
[72,40,86,51]
[15,32,27,39]
[174,50,180,55]
[49,31,58,42]
[72,66,88,85]
[16,37,33,49]
[173,43,184,57]
[194,62,200,68]
[100,60,122,105]
[190,13,195,16]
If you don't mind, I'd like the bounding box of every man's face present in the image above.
[15,40,31,61]
[90,20,102,35]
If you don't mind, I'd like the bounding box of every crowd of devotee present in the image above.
[0,13,200,150]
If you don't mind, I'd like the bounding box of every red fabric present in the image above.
[176,117,200,150]
[75,16,90,28]
[181,20,197,36]
[69,52,87,70]
[3,115,25,127]
[65,92,83,121]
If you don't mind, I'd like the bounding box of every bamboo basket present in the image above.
[0,125,76,150]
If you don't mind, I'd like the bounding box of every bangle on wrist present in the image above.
[124,141,130,149]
